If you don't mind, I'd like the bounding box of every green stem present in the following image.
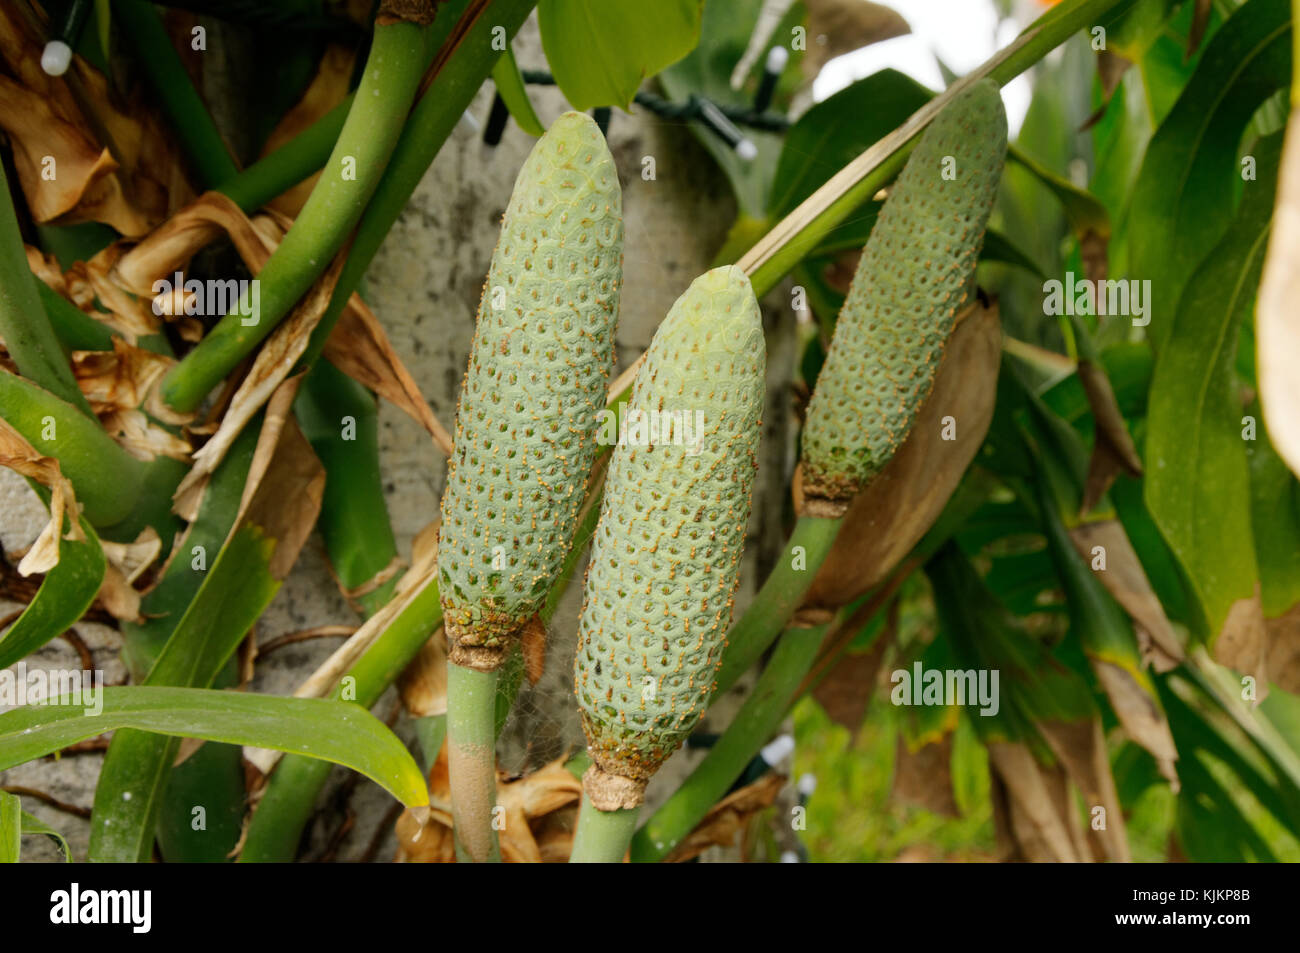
[447,662,502,863]
[296,0,539,370]
[0,163,95,415]
[630,622,829,863]
[36,280,114,352]
[0,370,147,527]
[219,95,352,213]
[714,515,842,694]
[112,0,239,189]
[159,18,432,413]
[569,794,638,863]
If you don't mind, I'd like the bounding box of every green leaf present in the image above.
[0,791,18,863]
[770,69,933,220]
[91,523,282,861]
[0,519,106,670]
[538,0,703,110]
[491,44,545,137]
[0,687,428,808]
[1144,132,1282,639]
[20,810,71,862]
[1126,0,1291,354]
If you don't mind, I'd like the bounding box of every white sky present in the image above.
[812,0,1037,136]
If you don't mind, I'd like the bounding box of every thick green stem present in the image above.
[219,96,352,213]
[36,281,114,352]
[159,19,431,412]
[630,622,829,863]
[296,0,539,371]
[569,794,638,863]
[0,163,95,415]
[447,662,502,863]
[112,0,239,189]
[0,370,147,527]
[714,515,842,694]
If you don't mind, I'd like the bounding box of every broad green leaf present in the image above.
[1145,133,1282,640]
[20,811,71,861]
[0,519,105,670]
[491,44,545,137]
[1126,0,1291,354]
[0,791,17,863]
[1100,0,1192,60]
[1007,143,1110,242]
[538,0,704,110]
[0,687,428,808]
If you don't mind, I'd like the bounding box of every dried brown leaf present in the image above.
[0,4,190,235]
[1068,520,1183,671]
[1078,360,1142,512]
[802,0,911,78]
[394,750,582,863]
[229,379,325,580]
[174,250,347,504]
[520,613,546,685]
[663,772,786,863]
[1215,589,1269,690]
[1266,603,1300,693]
[810,605,892,735]
[988,741,1085,862]
[892,734,958,817]
[801,299,1001,612]
[325,296,454,455]
[1092,660,1179,787]
[95,526,163,623]
[1036,719,1131,862]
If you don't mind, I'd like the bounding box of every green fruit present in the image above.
[438,111,623,668]
[801,79,1007,510]
[574,266,765,799]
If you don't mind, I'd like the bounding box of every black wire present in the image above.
[519,69,791,133]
